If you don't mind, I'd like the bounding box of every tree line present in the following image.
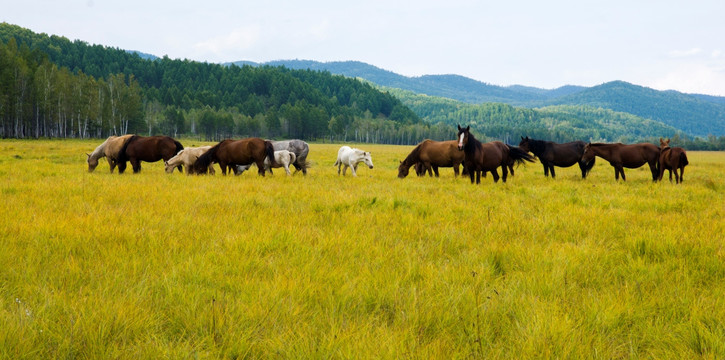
[1,23,453,144]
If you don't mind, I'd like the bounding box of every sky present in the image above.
[3,0,725,96]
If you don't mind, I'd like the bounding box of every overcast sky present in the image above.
[3,0,725,96]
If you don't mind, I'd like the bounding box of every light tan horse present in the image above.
[164,146,215,175]
[86,134,134,172]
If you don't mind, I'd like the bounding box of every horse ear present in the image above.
[466,126,470,131]
[457,124,462,131]
[86,153,90,158]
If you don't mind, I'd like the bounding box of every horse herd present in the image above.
[86,126,689,184]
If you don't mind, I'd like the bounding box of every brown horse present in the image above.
[192,138,275,176]
[86,134,134,172]
[398,139,464,178]
[117,135,184,173]
[582,142,660,181]
[456,125,534,184]
[518,136,595,178]
[658,138,689,183]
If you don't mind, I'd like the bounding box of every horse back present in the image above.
[420,140,463,165]
[548,141,586,166]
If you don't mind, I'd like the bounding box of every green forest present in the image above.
[0,23,431,144]
[1,23,724,149]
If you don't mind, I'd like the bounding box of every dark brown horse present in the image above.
[117,135,184,173]
[398,139,464,178]
[582,142,660,181]
[456,125,534,184]
[658,138,689,183]
[192,138,275,176]
[518,136,595,178]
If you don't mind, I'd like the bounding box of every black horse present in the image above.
[518,136,595,178]
[457,125,534,184]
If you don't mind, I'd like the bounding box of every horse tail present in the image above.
[173,139,184,154]
[680,151,689,166]
[117,135,139,169]
[193,141,220,174]
[288,151,297,165]
[507,145,535,164]
[265,141,277,167]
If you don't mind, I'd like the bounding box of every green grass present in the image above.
[1,139,724,359]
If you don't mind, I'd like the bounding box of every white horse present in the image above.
[235,150,297,176]
[164,146,215,175]
[334,146,374,176]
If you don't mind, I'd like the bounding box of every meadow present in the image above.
[0,138,724,359]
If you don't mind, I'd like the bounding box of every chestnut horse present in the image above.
[86,134,134,173]
[582,142,660,181]
[518,136,595,178]
[192,138,275,176]
[658,138,688,183]
[456,125,534,184]
[118,135,184,173]
[398,139,464,178]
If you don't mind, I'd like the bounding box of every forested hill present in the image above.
[548,81,725,136]
[0,23,420,141]
[239,60,725,138]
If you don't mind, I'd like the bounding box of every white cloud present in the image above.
[668,48,702,58]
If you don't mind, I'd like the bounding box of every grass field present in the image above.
[1,138,724,359]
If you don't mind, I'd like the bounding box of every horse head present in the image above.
[362,152,374,169]
[659,138,670,149]
[397,161,410,178]
[456,125,470,151]
[86,153,99,172]
[518,136,531,153]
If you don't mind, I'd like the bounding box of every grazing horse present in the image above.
[518,136,595,178]
[334,146,374,176]
[164,146,215,175]
[193,138,275,176]
[398,139,464,178]
[658,138,689,183]
[117,135,183,173]
[582,142,660,181]
[456,125,534,184]
[86,134,134,172]
[234,150,297,176]
[272,140,309,175]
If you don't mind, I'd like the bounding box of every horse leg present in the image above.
[350,164,358,177]
[453,164,459,177]
[469,169,475,184]
[669,169,673,182]
[549,166,556,179]
[433,166,440,177]
[107,158,115,173]
[543,164,549,177]
[118,161,127,174]
[131,159,141,173]
[491,169,500,183]
[284,164,291,176]
[501,165,508,183]
[476,171,481,184]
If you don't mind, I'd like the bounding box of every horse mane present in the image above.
[402,140,429,166]
[527,138,548,155]
[193,140,223,173]
[464,131,482,154]
[89,137,110,160]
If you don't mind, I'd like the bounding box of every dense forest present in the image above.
[0,23,436,144]
[2,23,724,149]
[389,87,725,150]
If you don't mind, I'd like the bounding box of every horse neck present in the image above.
[89,140,108,160]
[402,145,421,166]
[529,140,547,155]
[463,133,481,154]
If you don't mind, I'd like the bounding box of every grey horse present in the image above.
[272,139,309,175]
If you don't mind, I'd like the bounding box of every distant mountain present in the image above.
[548,81,725,136]
[229,60,580,105]
[126,50,158,61]
[231,60,725,137]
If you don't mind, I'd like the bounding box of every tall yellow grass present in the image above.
[0,139,723,358]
